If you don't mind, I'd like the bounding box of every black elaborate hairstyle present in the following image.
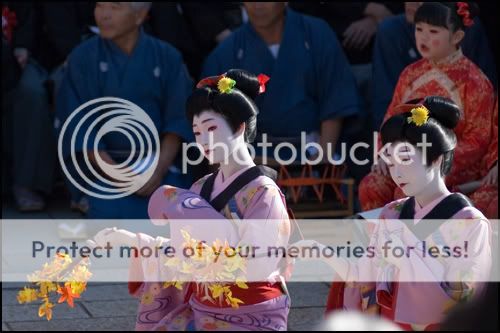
[186,69,266,143]
[380,96,461,175]
[414,2,479,32]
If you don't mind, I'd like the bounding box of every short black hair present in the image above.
[381,96,461,175]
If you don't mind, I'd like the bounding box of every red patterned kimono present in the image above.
[470,98,498,218]
[359,49,496,216]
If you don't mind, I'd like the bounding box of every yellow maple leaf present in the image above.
[38,299,54,321]
[67,281,86,295]
[226,294,244,308]
[37,281,57,297]
[17,287,38,304]
[235,278,248,290]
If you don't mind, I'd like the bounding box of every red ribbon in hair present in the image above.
[196,74,224,89]
[2,6,18,43]
[456,2,474,27]
[257,74,270,94]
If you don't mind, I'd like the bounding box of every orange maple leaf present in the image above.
[57,284,80,308]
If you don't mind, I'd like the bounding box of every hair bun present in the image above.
[422,96,461,129]
[225,69,261,100]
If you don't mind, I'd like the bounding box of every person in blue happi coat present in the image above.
[201,2,361,163]
[56,2,193,219]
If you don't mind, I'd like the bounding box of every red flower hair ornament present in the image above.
[456,2,474,27]
[2,6,18,43]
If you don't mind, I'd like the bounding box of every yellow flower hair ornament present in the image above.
[217,76,236,94]
[407,106,430,126]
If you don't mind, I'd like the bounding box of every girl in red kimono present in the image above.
[359,2,496,217]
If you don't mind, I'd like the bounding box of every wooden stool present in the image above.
[255,157,355,218]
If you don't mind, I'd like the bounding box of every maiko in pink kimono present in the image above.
[93,69,292,331]
[296,96,492,330]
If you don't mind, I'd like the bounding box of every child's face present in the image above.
[192,110,242,165]
[386,142,438,197]
[415,22,463,61]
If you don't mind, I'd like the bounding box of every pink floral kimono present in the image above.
[327,193,492,331]
[131,165,291,330]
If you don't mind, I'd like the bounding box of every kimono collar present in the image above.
[414,192,449,222]
[217,165,253,185]
[103,27,146,57]
[431,48,463,67]
[211,165,254,200]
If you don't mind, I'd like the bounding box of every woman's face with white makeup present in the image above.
[385,142,441,197]
[192,110,242,165]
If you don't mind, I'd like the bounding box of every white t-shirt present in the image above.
[268,44,280,59]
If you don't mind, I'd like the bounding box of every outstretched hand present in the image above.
[88,227,138,248]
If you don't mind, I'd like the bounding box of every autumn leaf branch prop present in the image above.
[156,229,248,309]
[17,252,92,320]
